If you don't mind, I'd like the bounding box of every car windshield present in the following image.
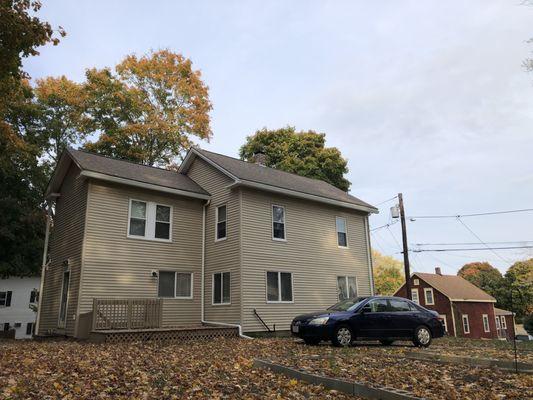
[328,297,367,312]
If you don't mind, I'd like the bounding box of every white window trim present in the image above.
[127,199,173,243]
[157,271,193,299]
[501,315,507,329]
[57,268,71,329]
[462,314,470,334]
[212,272,231,305]
[337,275,358,300]
[336,216,349,248]
[271,204,287,242]
[215,204,227,242]
[266,271,294,303]
[495,316,501,330]
[439,314,448,332]
[413,279,419,286]
[411,288,420,304]
[424,288,435,305]
[482,314,490,333]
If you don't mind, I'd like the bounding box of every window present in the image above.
[59,269,70,328]
[462,314,470,334]
[0,291,11,307]
[439,314,448,332]
[216,205,227,241]
[411,289,419,304]
[213,272,230,304]
[3,323,9,331]
[158,271,192,299]
[26,323,34,336]
[30,289,38,303]
[389,299,411,312]
[267,271,292,302]
[413,279,419,286]
[336,217,347,247]
[424,288,434,305]
[272,205,286,240]
[501,315,507,329]
[495,317,501,330]
[482,314,490,333]
[128,200,172,241]
[367,299,389,312]
[337,276,357,301]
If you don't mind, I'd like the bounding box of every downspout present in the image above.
[364,215,375,296]
[200,199,252,339]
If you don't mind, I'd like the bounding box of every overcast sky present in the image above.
[25,0,533,274]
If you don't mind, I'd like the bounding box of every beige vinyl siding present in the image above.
[80,180,203,327]
[240,188,372,332]
[38,164,87,336]
[187,158,241,323]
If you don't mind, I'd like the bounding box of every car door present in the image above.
[357,299,392,338]
[387,299,417,338]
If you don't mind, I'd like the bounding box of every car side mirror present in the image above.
[361,305,371,314]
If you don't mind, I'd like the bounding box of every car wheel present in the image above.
[332,325,353,347]
[303,338,321,346]
[380,339,394,346]
[413,325,432,347]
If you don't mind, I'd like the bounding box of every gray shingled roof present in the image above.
[68,148,209,196]
[194,148,376,211]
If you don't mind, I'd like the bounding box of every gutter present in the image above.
[200,199,251,339]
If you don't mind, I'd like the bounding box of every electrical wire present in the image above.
[411,245,533,252]
[374,195,398,206]
[413,240,533,246]
[456,217,511,264]
[408,207,533,219]
[370,220,399,232]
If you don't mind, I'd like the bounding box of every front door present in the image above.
[357,298,391,338]
[58,269,70,328]
[387,298,417,338]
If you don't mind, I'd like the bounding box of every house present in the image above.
[0,276,40,339]
[395,267,515,340]
[36,147,377,338]
[494,307,515,340]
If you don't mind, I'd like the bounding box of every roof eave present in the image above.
[178,148,240,181]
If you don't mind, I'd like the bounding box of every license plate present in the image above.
[292,325,299,333]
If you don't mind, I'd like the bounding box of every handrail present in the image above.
[253,309,275,332]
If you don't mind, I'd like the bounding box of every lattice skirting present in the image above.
[90,327,239,344]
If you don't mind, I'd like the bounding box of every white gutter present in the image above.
[199,199,252,339]
[79,170,211,200]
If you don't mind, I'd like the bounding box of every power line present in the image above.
[408,207,533,220]
[374,195,398,206]
[413,240,533,246]
[386,225,402,250]
[411,245,533,253]
[456,217,511,264]
[370,220,398,232]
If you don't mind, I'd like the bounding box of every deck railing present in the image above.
[92,298,162,331]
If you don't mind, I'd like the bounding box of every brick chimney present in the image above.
[252,152,267,166]
[435,266,442,275]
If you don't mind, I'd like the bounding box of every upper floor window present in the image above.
[158,271,192,299]
[337,276,357,301]
[216,205,227,241]
[0,291,11,307]
[413,278,419,286]
[267,271,292,302]
[424,288,434,305]
[336,217,348,247]
[411,288,419,304]
[128,200,172,241]
[272,205,286,240]
[213,272,230,304]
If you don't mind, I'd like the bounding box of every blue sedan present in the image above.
[290,296,445,347]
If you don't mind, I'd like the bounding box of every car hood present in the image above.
[294,310,350,321]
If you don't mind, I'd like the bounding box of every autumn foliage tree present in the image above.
[83,50,213,166]
[457,262,503,296]
[239,126,351,191]
[372,250,404,295]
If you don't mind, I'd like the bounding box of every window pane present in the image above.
[0,292,6,306]
[337,276,348,300]
[273,206,284,223]
[280,273,292,302]
[338,232,347,247]
[176,273,191,297]
[425,290,434,304]
[131,201,146,219]
[369,299,388,312]
[222,272,230,303]
[389,299,411,312]
[273,223,285,239]
[214,273,221,304]
[267,272,279,301]
[158,271,175,297]
[217,205,227,222]
[347,277,357,298]
[217,221,226,239]
[155,222,170,239]
[336,217,346,233]
[156,205,170,222]
[129,218,146,236]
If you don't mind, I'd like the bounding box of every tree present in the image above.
[239,127,351,191]
[524,314,533,336]
[83,50,213,166]
[457,262,503,297]
[372,250,404,295]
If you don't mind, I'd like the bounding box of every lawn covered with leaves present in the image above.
[1,337,531,399]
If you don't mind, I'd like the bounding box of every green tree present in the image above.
[83,50,213,166]
[457,262,503,297]
[372,250,404,295]
[239,126,351,191]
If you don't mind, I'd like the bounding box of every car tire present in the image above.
[413,325,432,347]
[332,325,353,347]
[380,339,394,346]
[303,338,321,346]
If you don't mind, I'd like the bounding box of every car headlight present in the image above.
[308,317,329,325]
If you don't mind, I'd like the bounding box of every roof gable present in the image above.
[414,272,496,302]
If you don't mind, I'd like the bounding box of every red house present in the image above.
[395,267,514,340]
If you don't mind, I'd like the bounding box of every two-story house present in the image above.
[1,276,40,339]
[36,147,377,339]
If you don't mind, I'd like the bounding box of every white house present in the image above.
[0,276,40,339]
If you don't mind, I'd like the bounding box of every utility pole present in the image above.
[398,193,411,299]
